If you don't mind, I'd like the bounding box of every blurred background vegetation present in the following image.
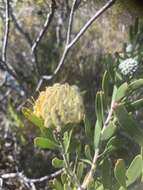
[0,0,143,189]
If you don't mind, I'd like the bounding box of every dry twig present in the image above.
[36,0,116,91]
[2,0,10,62]
[0,0,17,87]
[31,0,56,54]
[0,169,64,190]
[10,5,32,46]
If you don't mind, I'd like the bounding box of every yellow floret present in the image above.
[33,83,85,129]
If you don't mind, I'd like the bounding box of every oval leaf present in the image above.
[115,83,128,101]
[53,179,63,190]
[63,130,73,153]
[101,121,117,141]
[126,155,142,186]
[52,157,64,168]
[94,120,101,149]
[95,91,104,128]
[77,162,86,182]
[128,79,143,92]
[34,137,59,150]
[114,159,127,189]
[102,136,122,156]
[127,98,143,112]
[102,71,110,97]
[22,108,44,128]
[114,104,143,146]
[84,117,93,142]
[84,144,92,160]
[102,158,112,189]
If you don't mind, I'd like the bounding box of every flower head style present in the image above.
[33,83,85,129]
[118,58,139,76]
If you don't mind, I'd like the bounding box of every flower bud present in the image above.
[118,58,138,76]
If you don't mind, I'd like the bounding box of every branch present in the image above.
[10,5,32,46]
[65,0,70,14]
[79,86,117,189]
[58,133,81,189]
[78,99,114,189]
[2,0,10,62]
[0,169,64,190]
[53,0,116,76]
[29,169,64,183]
[31,0,56,54]
[0,59,16,78]
[0,0,19,88]
[68,0,115,49]
[0,89,11,102]
[79,149,99,190]
[0,1,27,94]
[36,0,116,91]
[9,4,41,77]
[56,14,63,46]
[36,0,78,91]
[66,0,77,45]
[101,100,115,133]
[0,59,27,95]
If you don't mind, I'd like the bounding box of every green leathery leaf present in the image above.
[94,120,101,149]
[34,137,59,150]
[114,159,127,189]
[102,71,110,99]
[84,116,93,141]
[63,130,73,153]
[126,155,142,186]
[106,54,115,81]
[52,157,64,168]
[114,104,143,146]
[95,91,104,128]
[84,144,92,160]
[126,98,143,112]
[63,131,69,152]
[102,136,122,156]
[80,159,92,166]
[100,91,105,122]
[112,85,118,101]
[102,158,112,189]
[101,121,117,141]
[8,104,24,128]
[119,187,127,190]
[61,173,67,184]
[53,179,63,190]
[114,79,143,102]
[48,180,55,189]
[106,136,116,147]
[41,127,56,143]
[141,148,143,183]
[64,184,71,190]
[128,79,143,92]
[96,185,104,190]
[22,107,44,128]
[115,83,128,101]
[77,162,86,182]
[115,70,123,82]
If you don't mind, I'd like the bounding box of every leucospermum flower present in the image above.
[33,83,85,130]
[118,58,139,76]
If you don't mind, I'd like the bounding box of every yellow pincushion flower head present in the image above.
[33,83,85,131]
